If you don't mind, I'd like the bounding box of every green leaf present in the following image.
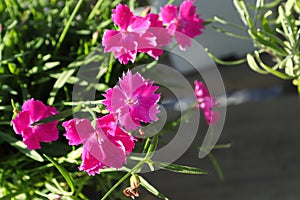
[212,16,246,30]
[153,162,207,175]
[44,154,75,194]
[233,0,253,28]
[139,175,169,200]
[0,131,44,162]
[253,51,294,79]
[211,25,250,40]
[208,153,224,181]
[43,61,60,71]
[206,49,246,65]
[33,105,81,125]
[48,69,76,105]
[246,53,269,74]
[248,29,288,56]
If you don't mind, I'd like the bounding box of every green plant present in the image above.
[208,0,300,94]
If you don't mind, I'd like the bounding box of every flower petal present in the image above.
[112,4,133,30]
[12,110,30,135]
[119,71,145,98]
[160,4,178,24]
[22,99,49,122]
[128,16,150,35]
[79,145,105,176]
[179,0,197,20]
[131,84,160,123]
[62,118,94,146]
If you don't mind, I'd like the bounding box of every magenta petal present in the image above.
[149,105,160,121]
[138,48,163,60]
[95,113,118,136]
[36,122,59,142]
[128,16,150,35]
[110,86,127,112]
[194,80,210,98]
[160,5,178,24]
[119,71,145,98]
[22,99,48,122]
[102,88,113,111]
[12,110,30,135]
[112,4,133,30]
[119,106,141,131]
[179,19,204,38]
[96,114,135,153]
[116,50,137,64]
[79,145,105,176]
[174,31,191,50]
[179,0,197,20]
[11,99,59,150]
[131,84,160,123]
[102,30,123,53]
[86,133,126,169]
[62,118,94,146]
[114,127,135,153]
[22,128,41,150]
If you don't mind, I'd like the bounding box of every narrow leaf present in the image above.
[208,153,224,181]
[0,131,44,162]
[153,162,207,175]
[44,154,75,194]
[33,105,81,125]
[48,69,76,105]
[246,54,269,74]
[139,176,169,200]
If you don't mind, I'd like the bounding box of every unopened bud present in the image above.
[130,174,140,189]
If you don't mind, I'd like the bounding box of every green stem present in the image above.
[55,0,83,52]
[101,134,158,199]
[206,49,247,65]
[105,53,115,84]
[0,23,2,69]
[87,0,104,21]
[101,160,146,200]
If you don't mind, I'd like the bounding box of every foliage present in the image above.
[209,0,300,94]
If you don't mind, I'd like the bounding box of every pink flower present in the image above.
[103,71,160,131]
[138,13,172,59]
[194,81,219,125]
[11,99,59,150]
[102,4,158,64]
[62,114,135,175]
[160,0,205,50]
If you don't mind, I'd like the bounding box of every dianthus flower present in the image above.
[11,99,59,150]
[62,114,135,176]
[160,0,205,50]
[102,4,158,64]
[103,71,160,131]
[194,81,219,125]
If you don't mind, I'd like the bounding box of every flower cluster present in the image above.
[102,0,204,64]
[11,72,160,175]
[194,81,219,125]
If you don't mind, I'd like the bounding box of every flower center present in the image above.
[126,98,138,106]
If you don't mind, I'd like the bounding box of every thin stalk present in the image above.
[55,0,84,52]
[87,0,104,21]
[101,159,146,200]
[101,134,158,199]
[0,23,2,69]
[105,53,115,84]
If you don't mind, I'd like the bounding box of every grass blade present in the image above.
[44,154,75,194]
